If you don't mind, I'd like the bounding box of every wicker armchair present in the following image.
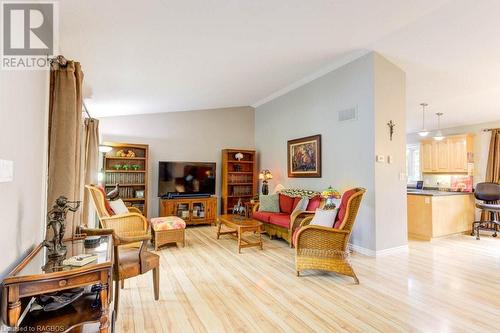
[294,188,366,283]
[86,185,148,246]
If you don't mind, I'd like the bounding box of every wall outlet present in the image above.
[0,159,14,183]
[376,155,385,163]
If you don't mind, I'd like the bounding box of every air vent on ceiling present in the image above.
[338,107,357,122]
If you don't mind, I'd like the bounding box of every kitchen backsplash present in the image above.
[421,174,473,191]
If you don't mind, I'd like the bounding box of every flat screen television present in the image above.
[158,161,216,197]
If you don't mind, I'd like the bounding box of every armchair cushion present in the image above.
[97,185,115,215]
[310,209,338,228]
[306,196,322,211]
[292,227,301,246]
[334,189,357,228]
[109,199,129,215]
[268,213,291,228]
[279,194,295,214]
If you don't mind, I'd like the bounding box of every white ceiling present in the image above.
[59,0,500,132]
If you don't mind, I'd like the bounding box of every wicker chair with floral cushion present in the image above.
[293,188,366,283]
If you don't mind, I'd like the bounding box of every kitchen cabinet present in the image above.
[420,134,473,173]
[407,192,475,240]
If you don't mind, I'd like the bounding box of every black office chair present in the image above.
[471,182,500,240]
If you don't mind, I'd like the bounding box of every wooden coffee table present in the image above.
[217,214,263,253]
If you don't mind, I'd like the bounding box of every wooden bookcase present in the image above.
[102,142,149,216]
[221,149,258,215]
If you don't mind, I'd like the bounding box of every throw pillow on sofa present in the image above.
[278,194,296,214]
[309,209,339,228]
[259,194,280,213]
[292,197,309,214]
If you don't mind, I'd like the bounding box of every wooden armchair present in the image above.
[294,188,366,283]
[83,185,159,317]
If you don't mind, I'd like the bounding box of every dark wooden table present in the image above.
[1,235,114,333]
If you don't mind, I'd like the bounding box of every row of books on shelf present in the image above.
[105,186,142,199]
[231,185,253,196]
[106,172,145,184]
[227,173,253,184]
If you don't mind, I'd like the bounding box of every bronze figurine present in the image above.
[43,196,80,259]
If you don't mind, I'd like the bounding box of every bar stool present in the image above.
[471,182,500,240]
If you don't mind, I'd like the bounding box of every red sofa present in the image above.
[252,193,324,245]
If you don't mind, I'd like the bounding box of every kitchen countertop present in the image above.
[406,189,473,196]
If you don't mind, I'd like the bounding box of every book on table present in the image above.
[62,254,98,267]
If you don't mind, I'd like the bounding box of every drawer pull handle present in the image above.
[59,280,68,287]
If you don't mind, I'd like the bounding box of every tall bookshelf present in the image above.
[102,142,149,217]
[221,149,257,215]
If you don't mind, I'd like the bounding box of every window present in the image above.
[406,144,421,183]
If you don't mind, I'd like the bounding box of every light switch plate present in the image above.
[0,159,14,182]
[376,155,385,163]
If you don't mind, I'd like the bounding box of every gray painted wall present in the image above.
[255,54,377,250]
[99,106,255,216]
[0,70,48,277]
[255,52,407,252]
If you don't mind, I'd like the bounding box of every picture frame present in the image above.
[287,134,322,178]
[135,190,145,198]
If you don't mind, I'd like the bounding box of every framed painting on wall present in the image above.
[287,134,322,178]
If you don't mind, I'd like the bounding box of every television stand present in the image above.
[159,196,217,226]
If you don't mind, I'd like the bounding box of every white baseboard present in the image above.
[349,243,408,257]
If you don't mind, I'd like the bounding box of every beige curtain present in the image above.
[82,118,100,227]
[481,128,500,223]
[47,61,84,239]
[486,129,500,184]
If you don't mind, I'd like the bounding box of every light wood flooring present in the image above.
[116,225,500,333]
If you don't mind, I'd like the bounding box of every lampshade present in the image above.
[99,145,112,153]
[433,112,445,141]
[417,103,429,137]
[259,169,273,180]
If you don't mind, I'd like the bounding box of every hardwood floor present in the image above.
[116,226,500,333]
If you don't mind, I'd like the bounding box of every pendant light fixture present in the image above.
[418,103,429,137]
[433,112,445,141]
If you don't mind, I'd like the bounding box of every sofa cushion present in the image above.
[279,194,295,214]
[259,194,280,212]
[306,196,322,211]
[252,211,274,223]
[269,213,291,228]
[334,189,357,228]
[292,197,309,214]
[109,199,129,215]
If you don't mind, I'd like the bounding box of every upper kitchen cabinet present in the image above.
[420,134,474,174]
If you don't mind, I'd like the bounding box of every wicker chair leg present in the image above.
[296,271,300,277]
[352,272,360,285]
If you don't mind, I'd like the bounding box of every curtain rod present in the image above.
[48,54,68,67]
[83,102,93,119]
[483,128,499,132]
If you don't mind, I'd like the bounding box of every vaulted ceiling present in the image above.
[59,0,500,132]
